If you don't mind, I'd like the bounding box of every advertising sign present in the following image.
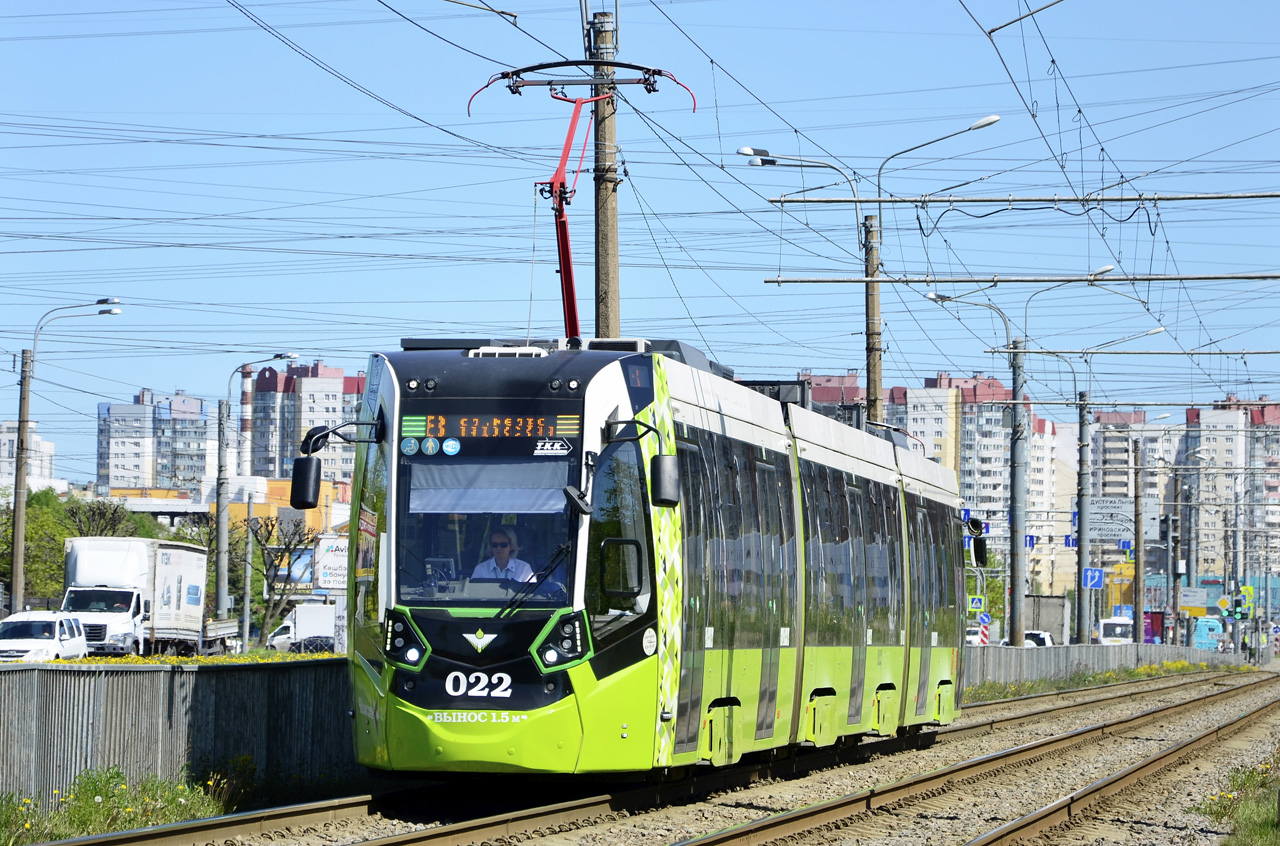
[313,534,348,590]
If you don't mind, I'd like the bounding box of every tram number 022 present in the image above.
[445,671,513,698]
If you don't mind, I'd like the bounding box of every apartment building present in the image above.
[0,421,56,499]
[96,389,215,493]
[251,361,366,483]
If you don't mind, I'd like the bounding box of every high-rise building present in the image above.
[96,389,214,493]
[250,361,366,482]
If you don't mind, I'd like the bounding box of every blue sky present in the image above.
[3,1,1279,482]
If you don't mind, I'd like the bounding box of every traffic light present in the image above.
[1233,594,1245,620]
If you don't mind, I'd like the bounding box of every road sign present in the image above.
[968,595,984,612]
[1272,625,1279,636]
[979,612,991,625]
[1025,534,1036,549]
[1084,567,1104,589]
[962,508,971,521]
[1218,596,1231,611]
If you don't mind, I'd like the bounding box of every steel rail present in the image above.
[965,689,1280,845]
[667,674,1280,846]
[53,793,379,846]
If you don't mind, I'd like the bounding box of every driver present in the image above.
[472,527,534,582]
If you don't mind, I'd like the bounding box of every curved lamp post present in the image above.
[215,352,297,623]
[925,291,1026,647]
[11,299,122,613]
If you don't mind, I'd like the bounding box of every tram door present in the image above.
[909,498,937,718]
[673,439,711,757]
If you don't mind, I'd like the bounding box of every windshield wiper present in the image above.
[497,542,571,619]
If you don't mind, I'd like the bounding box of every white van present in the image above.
[0,611,90,662]
[1098,616,1134,645]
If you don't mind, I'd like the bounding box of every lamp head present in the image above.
[1088,264,1115,279]
[95,297,121,306]
[736,146,768,157]
[925,292,950,303]
[274,352,299,360]
[968,115,1000,131]
[98,308,122,316]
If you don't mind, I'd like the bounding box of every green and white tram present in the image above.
[290,336,967,774]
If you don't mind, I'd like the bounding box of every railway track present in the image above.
[60,670,1268,846]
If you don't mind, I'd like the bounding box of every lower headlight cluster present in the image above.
[384,610,426,666]
[535,611,588,667]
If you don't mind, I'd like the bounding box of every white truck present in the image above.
[269,603,337,652]
[60,537,239,656]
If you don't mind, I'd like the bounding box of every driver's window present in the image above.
[585,440,653,644]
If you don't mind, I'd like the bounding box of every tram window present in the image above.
[848,484,868,645]
[585,440,653,644]
[734,441,763,650]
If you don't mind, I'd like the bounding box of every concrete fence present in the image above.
[0,659,360,802]
[962,643,1249,689]
[0,645,1254,800]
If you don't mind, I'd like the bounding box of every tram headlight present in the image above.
[534,611,589,669]
[384,610,426,667]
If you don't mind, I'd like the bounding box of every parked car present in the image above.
[1000,630,1056,647]
[965,626,984,645]
[0,611,90,662]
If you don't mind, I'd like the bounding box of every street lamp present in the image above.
[737,146,871,418]
[869,116,999,423]
[215,353,297,621]
[736,147,863,246]
[10,299,122,613]
[924,291,1027,647]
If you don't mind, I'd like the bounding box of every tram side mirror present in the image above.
[650,455,680,507]
[291,456,322,510]
[599,538,644,599]
[966,516,987,566]
[564,485,593,516]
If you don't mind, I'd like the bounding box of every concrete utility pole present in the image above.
[1074,389,1090,644]
[1133,437,1144,645]
[242,495,254,652]
[10,349,32,614]
[1171,476,1184,644]
[1009,338,1027,647]
[864,215,882,423]
[590,11,619,339]
[215,399,230,619]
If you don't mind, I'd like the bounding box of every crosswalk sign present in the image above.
[969,595,984,612]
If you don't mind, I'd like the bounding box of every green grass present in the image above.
[1191,755,1280,844]
[0,766,229,846]
[961,659,1247,704]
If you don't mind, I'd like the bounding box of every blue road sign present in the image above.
[1084,567,1104,589]
[1118,539,1132,550]
[962,508,971,521]
[969,595,984,611]
[982,522,990,535]
[979,612,991,625]
[1025,534,1036,549]
[1064,535,1077,548]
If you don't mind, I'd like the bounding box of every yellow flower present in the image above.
[24,823,30,830]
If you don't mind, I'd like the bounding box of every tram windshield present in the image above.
[395,456,574,608]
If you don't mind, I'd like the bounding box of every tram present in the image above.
[289,336,969,774]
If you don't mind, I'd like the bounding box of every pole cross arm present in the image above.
[468,60,695,115]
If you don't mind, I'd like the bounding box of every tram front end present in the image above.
[291,340,680,774]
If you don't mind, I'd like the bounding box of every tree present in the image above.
[61,499,138,538]
[247,516,319,648]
